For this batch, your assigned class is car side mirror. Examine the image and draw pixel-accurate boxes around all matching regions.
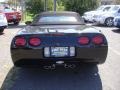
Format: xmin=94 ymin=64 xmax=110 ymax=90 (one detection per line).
xmin=25 ymin=21 xmax=32 ymax=25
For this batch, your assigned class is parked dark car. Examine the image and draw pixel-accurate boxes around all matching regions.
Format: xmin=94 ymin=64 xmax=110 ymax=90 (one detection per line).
xmin=11 ymin=11 xmax=108 ymax=68
xmin=3 ymin=8 xmax=21 ymax=25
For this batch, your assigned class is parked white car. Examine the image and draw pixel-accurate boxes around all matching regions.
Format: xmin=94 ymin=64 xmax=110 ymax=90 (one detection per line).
xmin=82 ymin=5 xmax=112 ymax=23
xmin=0 ymin=13 xmax=8 ymax=33
xmin=93 ymin=5 xmax=120 ymax=27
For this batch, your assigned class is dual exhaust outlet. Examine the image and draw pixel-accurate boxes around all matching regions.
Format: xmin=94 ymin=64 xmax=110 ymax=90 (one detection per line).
xmin=43 ymin=64 xmax=76 ymax=70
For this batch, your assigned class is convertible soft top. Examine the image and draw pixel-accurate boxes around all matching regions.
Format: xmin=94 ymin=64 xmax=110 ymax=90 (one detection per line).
xmin=39 ymin=11 xmax=80 ymax=16
xmin=32 ymin=11 xmax=84 ymax=25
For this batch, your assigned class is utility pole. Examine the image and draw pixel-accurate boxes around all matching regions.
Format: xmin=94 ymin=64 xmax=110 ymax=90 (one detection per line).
xmin=21 ymin=0 xmax=25 ymax=21
xmin=54 ymin=0 xmax=57 ymax=11
xmin=44 ymin=0 xmax=47 ymax=11
xmin=15 ymin=0 xmax=17 ymax=10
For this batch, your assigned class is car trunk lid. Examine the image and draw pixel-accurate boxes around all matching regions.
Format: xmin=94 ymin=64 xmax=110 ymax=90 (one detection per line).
xmin=17 ymin=25 xmax=100 ymax=35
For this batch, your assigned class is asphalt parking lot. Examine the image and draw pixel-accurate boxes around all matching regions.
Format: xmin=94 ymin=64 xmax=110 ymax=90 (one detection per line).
xmin=0 ymin=24 xmax=120 ymax=90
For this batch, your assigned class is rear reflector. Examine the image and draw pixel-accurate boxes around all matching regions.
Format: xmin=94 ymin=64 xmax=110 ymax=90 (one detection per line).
xmin=15 ymin=37 xmax=26 ymax=46
xmin=78 ymin=37 xmax=89 ymax=45
xmin=92 ymin=35 xmax=103 ymax=45
xmin=70 ymin=47 xmax=75 ymax=56
xmin=44 ymin=47 xmax=50 ymax=57
xmin=29 ymin=37 xmax=41 ymax=46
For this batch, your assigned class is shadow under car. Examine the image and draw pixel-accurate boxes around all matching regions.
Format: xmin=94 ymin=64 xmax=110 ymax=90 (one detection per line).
xmin=1 ymin=64 xmax=102 ymax=90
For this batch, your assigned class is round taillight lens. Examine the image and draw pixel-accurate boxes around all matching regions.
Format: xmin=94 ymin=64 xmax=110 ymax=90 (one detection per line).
xmin=92 ymin=35 xmax=103 ymax=45
xmin=78 ymin=37 xmax=89 ymax=45
xmin=15 ymin=37 xmax=26 ymax=46
xmin=29 ymin=37 xmax=41 ymax=46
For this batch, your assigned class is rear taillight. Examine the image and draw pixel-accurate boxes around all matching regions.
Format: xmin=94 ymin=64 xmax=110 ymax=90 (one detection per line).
xmin=92 ymin=35 xmax=103 ymax=45
xmin=78 ymin=37 xmax=89 ymax=45
xmin=15 ymin=37 xmax=26 ymax=46
xmin=16 ymin=12 xmax=21 ymax=16
xmin=29 ymin=37 xmax=41 ymax=46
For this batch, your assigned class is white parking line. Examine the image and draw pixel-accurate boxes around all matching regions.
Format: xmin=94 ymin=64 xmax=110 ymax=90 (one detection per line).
xmin=109 ymin=47 xmax=120 ymax=56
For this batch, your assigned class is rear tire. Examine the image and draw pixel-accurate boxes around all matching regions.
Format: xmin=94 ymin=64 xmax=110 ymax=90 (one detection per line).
xmin=13 ymin=21 xmax=19 ymax=25
xmin=0 ymin=29 xmax=4 ymax=33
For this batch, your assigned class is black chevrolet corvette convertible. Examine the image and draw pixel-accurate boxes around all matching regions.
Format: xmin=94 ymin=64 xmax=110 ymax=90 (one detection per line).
xmin=11 ymin=11 xmax=108 ymax=68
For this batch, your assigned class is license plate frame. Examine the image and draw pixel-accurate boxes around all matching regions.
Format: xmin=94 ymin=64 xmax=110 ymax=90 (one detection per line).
xmin=50 ymin=47 xmax=69 ymax=57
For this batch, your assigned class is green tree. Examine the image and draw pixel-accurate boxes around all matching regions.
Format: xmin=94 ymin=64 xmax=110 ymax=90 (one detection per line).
xmin=46 ymin=0 xmax=54 ymax=11
xmin=47 ymin=0 xmax=65 ymax=11
xmin=25 ymin=0 xmax=98 ymax=16
xmin=26 ymin=0 xmax=44 ymax=16
xmin=62 ymin=0 xmax=98 ymax=15
xmin=57 ymin=0 xmax=65 ymax=11
xmin=25 ymin=0 xmax=65 ymax=16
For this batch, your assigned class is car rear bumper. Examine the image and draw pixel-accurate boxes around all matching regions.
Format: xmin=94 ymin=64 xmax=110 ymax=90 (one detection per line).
xmin=0 ymin=26 xmax=7 ymax=29
xmin=11 ymin=46 xmax=108 ymax=65
xmin=7 ymin=18 xmax=21 ymax=23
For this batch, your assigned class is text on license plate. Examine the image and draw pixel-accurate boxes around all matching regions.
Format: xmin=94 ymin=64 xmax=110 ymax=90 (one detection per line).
xmin=51 ymin=47 xmax=69 ymax=57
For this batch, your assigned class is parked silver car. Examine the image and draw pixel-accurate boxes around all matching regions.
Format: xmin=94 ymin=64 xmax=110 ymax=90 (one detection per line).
xmin=93 ymin=5 xmax=120 ymax=27
xmin=82 ymin=5 xmax=112 ymax=23
xmin=0 ymin=13 xmax=8 ymax=33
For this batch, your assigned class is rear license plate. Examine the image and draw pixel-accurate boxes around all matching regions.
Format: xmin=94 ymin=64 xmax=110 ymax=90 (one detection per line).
xmin=51 ymin=47 xmax=69 ymax=57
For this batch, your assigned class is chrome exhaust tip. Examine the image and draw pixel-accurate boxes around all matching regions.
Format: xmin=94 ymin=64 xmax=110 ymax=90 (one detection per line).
xmin=43 ymin=64 xmax=56 ymax=70
xmin=43 ymin=66 xmax=51 ymax=70
xmin=64 ymin=64 xmax=69 ymax=69
xmin=50 ymin=64 xmax=56 ymax=70
xmin=64 ymin=64 xmax=76 ymax=69
xmin=70 ymin=64 xmax=76 ymax=69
